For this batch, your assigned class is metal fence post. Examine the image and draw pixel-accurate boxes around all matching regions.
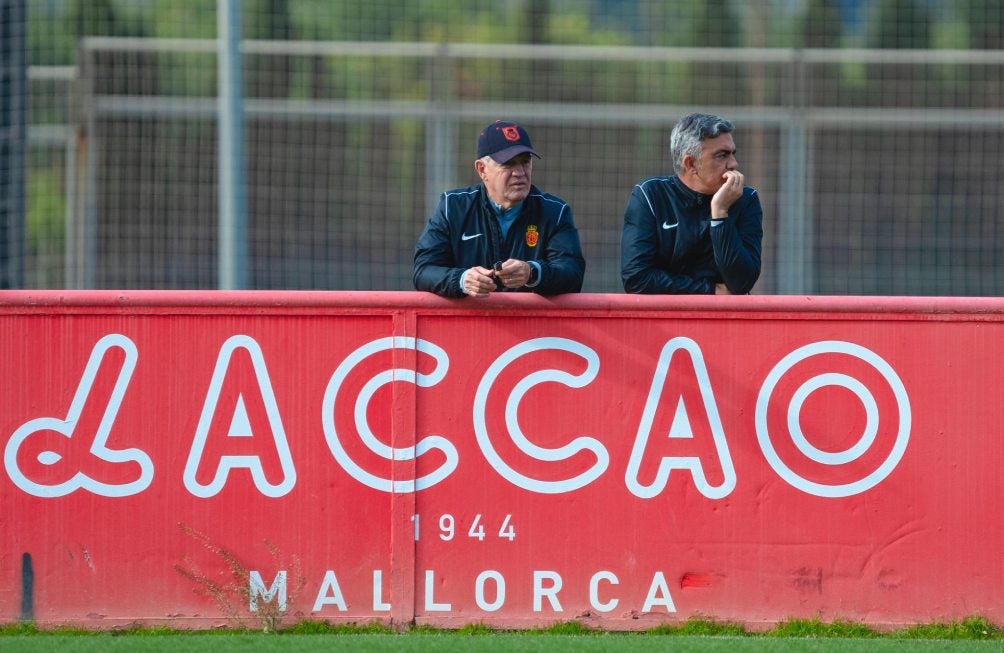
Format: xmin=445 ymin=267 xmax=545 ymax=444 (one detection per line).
xmin=1 ymin=0 xmax=26 ymax=289
xmin=425 ymin=43 xmax=458 ymax=217
xmin=218 ymin=0 xmax=248 ymax=289
xmin=776 ymin=51 xmax=813 ymax=295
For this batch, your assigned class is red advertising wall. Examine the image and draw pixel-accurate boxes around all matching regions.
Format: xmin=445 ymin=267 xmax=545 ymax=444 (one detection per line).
xmin=1 ymin=291 xmax=1002 ymax=630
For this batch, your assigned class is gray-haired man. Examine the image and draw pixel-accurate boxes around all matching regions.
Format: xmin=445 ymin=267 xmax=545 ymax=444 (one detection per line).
xmin=414 ymin=120 xmax=585 ymax=297
xmin=620 ymin=113 xmax=763 ymax=295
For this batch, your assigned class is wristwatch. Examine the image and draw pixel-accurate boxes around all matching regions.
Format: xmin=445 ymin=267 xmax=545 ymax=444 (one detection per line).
xmin=527 ymin=265 xmax=540 ymax=286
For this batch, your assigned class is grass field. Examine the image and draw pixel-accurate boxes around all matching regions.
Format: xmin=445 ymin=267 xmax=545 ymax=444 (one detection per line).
xmin=2 ymin=633 xmax=1004 ymax=653
xmin=2 ymin=619 xmax=1002 ymax=653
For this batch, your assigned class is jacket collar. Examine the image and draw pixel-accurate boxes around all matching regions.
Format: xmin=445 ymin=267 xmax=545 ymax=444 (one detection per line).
xmin=478 ymin=183 xmax=538 ymax=212
xmin=670 ymin=176 xmax=711 ymax=208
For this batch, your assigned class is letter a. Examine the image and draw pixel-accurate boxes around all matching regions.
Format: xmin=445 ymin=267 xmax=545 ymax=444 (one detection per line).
xmin=641 ymin=572 xmax=677 ymax=613
xmin=312 ymin=570 xmax=348 ymax=612
xmin=625 ymin=337 xmax=736 ymax=499
xmin=184 ymin=335 xmax=296 ymax=498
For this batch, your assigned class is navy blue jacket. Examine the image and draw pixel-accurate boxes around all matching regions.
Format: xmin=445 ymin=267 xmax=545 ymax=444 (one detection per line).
xmin=621 ymin=175 xmax=762 ymax=294
xmin=414 ymin=183 xmax=585 ymax=297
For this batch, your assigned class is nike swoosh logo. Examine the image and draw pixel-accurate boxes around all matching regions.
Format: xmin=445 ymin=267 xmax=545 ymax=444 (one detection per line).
xmin=461 ymin=232 xmax=482 ymax=241
xmin=662 ymin=221 xmax=677 ymax=230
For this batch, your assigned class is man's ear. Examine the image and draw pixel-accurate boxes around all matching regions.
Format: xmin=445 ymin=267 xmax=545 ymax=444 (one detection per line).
xmin=474 ymin=159 xmax=487 ymax=178
xmin=681 ymin=153 xmax=697 ymax=174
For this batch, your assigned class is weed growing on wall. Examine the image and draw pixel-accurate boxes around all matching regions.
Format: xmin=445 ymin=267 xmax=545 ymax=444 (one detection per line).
xmin=175 ymin=522 xmax=306 ymax=632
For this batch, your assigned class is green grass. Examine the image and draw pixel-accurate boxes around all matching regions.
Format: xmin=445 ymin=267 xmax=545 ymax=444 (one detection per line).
xmin=1 ymin=617 xmax=1001 ymax=653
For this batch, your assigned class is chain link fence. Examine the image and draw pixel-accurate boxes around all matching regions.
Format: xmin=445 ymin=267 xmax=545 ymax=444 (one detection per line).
xmin=14 ymin=0 xmax=1004 ymax=295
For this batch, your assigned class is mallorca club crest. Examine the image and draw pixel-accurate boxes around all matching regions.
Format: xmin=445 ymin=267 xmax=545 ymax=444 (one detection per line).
xmin=502 ymin=126 xmax=520 ymax=142
xmin=525 ymin=225 xmax=539 ymax=247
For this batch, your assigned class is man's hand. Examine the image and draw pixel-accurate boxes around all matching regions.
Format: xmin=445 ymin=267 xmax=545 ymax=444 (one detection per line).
xmin=715 ymin=283 xmax=733 ymax=295
xmin=710 ymin=170 xmax=744 ymax=219
xmin=463 ymin=266 xmax=498 ymax=297
xmin=495 ymin=259 xmax=531 ymax=289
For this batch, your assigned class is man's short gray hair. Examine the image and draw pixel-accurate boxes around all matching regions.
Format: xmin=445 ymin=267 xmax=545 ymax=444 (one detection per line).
xmin=669 ymin=113 xmax=735 ymax=175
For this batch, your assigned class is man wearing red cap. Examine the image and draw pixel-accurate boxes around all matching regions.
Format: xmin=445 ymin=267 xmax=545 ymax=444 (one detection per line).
xmin=414 ymin=120 xmax=585 ymax=297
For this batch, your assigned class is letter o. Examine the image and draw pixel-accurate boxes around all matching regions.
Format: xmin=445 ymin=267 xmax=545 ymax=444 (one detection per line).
xmin=755 ymin=341 xmax=911 ymax=497
xmin=475 ymin=570 xmax=505 ymax=612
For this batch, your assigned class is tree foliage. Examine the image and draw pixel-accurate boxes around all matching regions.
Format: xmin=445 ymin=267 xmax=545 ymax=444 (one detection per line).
xmin=868 ymin=0 xmax=933 ymax=49
xmin=802 ymin=0 xmax=843 ymax=49
xmin=29 ymin=0 xmax=1004 ymax=64
xmin=961 ymin=0 xmax=1004 ymax=49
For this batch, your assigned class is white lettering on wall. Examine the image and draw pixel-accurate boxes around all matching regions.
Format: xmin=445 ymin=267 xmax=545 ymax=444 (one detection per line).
xmin=533 ymin=570 xmax=563 ymax=612
xmin=473 ymin=337 xmax=608 ymax=494
xmin=312 ymin=570 xmax=347 ymax=612
xmin=625 ymin=337 xmax=736 ymax=499
xmin=322 ymin=337 xmax=457 ymax=493
xmin=589 ymin=571 xmax=619 ymax=612
xmin=373 ymin=570 xmax=390 ymax=611
xmin=475 ymin=570 xmax=506 ymax=612
xmin=250 ymin=570 xmax=287 ymax=612
xmin=4 ymin=334 xmax=154 ymax=498
xmin=306 ymin=568 xmax=675 ymax=615
xmin=184 ymin=335 xmax=296 ymax=498
xmin=641 ymin=571 xmax=677 ymax=612
xmin=7 ymin=333 xmax=911 ymax=501
xmin=755 ymin=340 xmax=911 ymax=498
xmin=424 ymin=569 xmax=452 ymax=611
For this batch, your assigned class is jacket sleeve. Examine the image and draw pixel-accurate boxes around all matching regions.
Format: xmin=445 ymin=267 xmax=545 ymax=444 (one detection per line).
xmin=535 ymin=203 xmax=585 ymax=295
xmin=620 ymin=185 xmax=715 ymax=294
xmin=413 ymin=195 xmax=466 ymax=297
xmin=711 ymin=188 xmax=763 ymax=295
